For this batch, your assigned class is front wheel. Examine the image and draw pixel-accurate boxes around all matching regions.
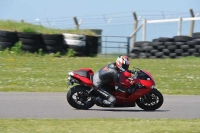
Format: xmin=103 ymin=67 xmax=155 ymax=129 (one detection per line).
xmin=136 ymin=89 xmax=164 ymax=111
xmin=67 ymin=85 xmax=94 ymax=110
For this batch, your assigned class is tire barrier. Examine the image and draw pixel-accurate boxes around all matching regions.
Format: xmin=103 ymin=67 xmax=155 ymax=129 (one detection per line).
xmin=0 ymin=30 xmax=99 ymax=56
xmin=129 ymin=33 xmax=200 ymax=59
xmin=17 ymin=32 xmax=44 ymax=53
xmin=85 ymin=35 xmax=99 ymax=56
xmin=0 ymin=30 xmax=99 ymax=57
xmin=63 ymin=33 xmax=86 ymax=41
xmin=2 ymin=29 xmax=199 ymax=58
xmin=63 ymin=33 xmax=86 ymax=56
xmin=0 ymin=30 xmax=19 ymax=50
xmin=192 ymin=32 xmax=200 ymax=39
xmin=42 ymin=34 xmax=65 ymax=54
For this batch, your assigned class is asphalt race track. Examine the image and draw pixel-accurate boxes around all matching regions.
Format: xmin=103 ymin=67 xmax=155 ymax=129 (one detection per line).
xmin=0 ymin=92 xmax=200 ymax=119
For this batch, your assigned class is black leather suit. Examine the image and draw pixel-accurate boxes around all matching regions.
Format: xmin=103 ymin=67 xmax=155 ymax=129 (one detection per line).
xmin=92 ymin=62 xmax=128 ymax=106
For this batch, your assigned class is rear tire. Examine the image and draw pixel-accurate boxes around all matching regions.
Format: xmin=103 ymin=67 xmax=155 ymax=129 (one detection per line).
xmin=67 ymin=85 xmax=94 ymax=110
xmin=136 ymin=89 xmax=164 ymax=111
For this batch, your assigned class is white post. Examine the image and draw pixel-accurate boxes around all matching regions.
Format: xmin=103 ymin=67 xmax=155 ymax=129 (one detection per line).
xmin=142 ymin=19 xmax=146 ymax=41
xmin=132 ymin=12 xmax=138 ymax=48
xmin=189 ymin=8 xmax=195 ymax=37
xmin=177 ymin=17 xmax=182 ymax=35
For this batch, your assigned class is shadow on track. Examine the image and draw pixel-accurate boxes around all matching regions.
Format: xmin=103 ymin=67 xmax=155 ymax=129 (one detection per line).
xmin=86 ymin=109 xmax=170 ymax=112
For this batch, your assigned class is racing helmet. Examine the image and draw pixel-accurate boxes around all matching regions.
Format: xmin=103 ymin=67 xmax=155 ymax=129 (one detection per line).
xmin=116 ymin=55 xmax=130 ymax=71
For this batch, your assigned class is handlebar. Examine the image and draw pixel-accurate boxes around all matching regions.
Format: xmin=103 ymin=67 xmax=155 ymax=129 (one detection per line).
xmin=127 ymin=67 xmax=141 ymax=74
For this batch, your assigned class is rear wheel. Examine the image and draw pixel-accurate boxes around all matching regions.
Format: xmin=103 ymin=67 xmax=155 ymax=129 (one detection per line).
xmin=136 ymin=89 xmax=164 ymax=111
xmin=67 ymin=85 xmax=94 ymax=110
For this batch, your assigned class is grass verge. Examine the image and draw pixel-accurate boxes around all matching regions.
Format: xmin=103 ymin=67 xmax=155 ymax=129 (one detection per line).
xmin=0 ymin=118 xmax=200 ymax=133
xmin=0 ymin=20 xmax=96 ymax=35
xmin=0 ymin=53 xmax=200 ymax=94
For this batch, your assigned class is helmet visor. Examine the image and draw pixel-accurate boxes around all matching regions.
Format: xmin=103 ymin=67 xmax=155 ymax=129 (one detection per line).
xmin=122 ymin=64 xmax=129 ymax=71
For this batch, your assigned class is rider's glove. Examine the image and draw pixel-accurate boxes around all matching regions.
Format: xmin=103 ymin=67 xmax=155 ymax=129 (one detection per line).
xmin=127 ymin=70 xmax=135 ymax=73
xmin=136 ymin=83 xmax=143 ymax=88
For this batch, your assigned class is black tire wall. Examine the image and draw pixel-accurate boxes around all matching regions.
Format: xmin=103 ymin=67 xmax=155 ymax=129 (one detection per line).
xmin=85 ymin=35 xmax=99 ymax=56
xmin=1 ymin=30 xmax=100 ymax=57
xmin=42 ymin=34 xmax=65 ymax=54
xmin=0 ymin=30 xmax=19 ymax=50
xmin=129 ymin=34 xmax=200 ymax=59
xmin=17 ymin=32 xmax=44 ymax=53
xmin=1 ymin=29 xmax=200 ymax=58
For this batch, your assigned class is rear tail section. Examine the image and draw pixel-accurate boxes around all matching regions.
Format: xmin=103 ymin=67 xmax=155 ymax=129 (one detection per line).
xmin=68 ymin=68 xmax=94 ymax=87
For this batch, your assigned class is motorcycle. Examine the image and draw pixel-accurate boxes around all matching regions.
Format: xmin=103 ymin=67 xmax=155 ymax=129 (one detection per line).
xmin=66 ymin=67 xmax=164 ymax=111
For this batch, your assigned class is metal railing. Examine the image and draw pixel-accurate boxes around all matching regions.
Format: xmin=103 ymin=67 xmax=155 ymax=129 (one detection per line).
xmin=130 ymin=17 xmax=200 ymax=41
xmin=97 ymin=17 xmax=200 ymax=56
xmin=98 ymin=35 xmax=131 ymax=56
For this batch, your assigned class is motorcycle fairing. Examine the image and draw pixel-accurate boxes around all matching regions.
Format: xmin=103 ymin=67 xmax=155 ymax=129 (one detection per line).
xmin=111 ymin=88 xmax=151 ymax=106
xmin=72 ymin=68 xmax=94 ymax=87
xmin=109 ymin=70 xmax=155 ymax=105
xmin=137 ymin=70 xmax=155 ymax=88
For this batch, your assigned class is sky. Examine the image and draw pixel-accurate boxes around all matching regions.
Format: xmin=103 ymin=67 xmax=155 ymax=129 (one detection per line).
xmin=0 ymin=0 xmax=200 ymax=52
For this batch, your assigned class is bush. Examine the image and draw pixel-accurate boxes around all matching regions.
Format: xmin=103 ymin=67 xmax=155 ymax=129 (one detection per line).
xmin=11 ymin=41 xmax=22 ymax=55
xmin=53 ymin=52 xmax=61 ymax=57
xmin=66 ymin=48 xmax=76 ymax=57
xmin=22 ymin=27 xmax=38 ymax=33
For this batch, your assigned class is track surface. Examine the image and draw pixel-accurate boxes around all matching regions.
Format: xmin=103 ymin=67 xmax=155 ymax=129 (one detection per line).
xmin=0 ymin=92 xmax=200 ymax=119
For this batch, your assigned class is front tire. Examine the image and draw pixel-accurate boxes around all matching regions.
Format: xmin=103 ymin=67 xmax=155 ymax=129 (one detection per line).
xmin=136 ymin=89 xmax=164 ymax=111
xmin=67 ymin=85 xmax=94 ymax=110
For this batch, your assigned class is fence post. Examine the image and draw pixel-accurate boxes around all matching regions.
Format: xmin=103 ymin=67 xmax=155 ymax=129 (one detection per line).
xmin=73 ymin=16 xmax=79 ymax=30
xmin=189 ymin=8 xmax=195 ymax=37
xmin=105 ymin=36 xmax=107 ymax=55
xmin=132 ymin=12 xmax=138 ymax=48
xmin=127 ymin=37 xmax=130 ymax=56
xmin=177 ymin=17 xmax=182 ymax=35
xmin=142 ymin=19 xmax=146 ymax=41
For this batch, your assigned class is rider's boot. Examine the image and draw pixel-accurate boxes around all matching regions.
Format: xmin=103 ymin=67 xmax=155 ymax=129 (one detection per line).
xmin=91 ymin=96 xmax=103 ymax=106
xmin=96 ymin=88 xmax=116 ymax=107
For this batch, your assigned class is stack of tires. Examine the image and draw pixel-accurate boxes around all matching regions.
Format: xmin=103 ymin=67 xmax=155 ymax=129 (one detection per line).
xmin=0 ymin=30 xmax=19 ymax=50
xmin=42 ymin=34 xmax=65 ymax=54
xmin=63 ymin=33 xmax=86 ymax=56
xmin=192 ymin=32 xmax=200 ymax=39
xmin=129 ymin=33 xmax=200 ymax=59
xmin=191 ymin=32 xmax=200 ymax=56
xmin=129 ymin=41 xmax=150 ymax=58
xmin=85 ymin=35 xmax=99 ymax=56
xmin=173 ymin=36 xmax=194 ymax=57
xmin=151 ymin=37 xmax=174 ymax=58
xmin=17 ymin=32 xmax=44 ymax=53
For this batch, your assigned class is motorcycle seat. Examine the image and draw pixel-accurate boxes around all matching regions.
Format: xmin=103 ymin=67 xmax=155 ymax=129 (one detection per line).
xmin=74 ymin=70 xmax=89 ymax=78
xmin=73 ymin=68 xmax=94 ymax=81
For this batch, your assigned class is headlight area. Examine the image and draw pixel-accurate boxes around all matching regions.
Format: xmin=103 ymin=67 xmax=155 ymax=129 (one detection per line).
xmin=150 ymin=85 xmax=155 ymax=89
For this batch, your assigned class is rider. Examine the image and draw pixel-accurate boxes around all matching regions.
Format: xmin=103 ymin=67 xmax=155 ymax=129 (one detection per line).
xmin=92 ymin=55 xmax=136 ymax=107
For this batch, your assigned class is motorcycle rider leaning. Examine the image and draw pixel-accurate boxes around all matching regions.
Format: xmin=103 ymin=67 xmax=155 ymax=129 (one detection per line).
xmin=92 ymin=55 xmax=136 ymax=107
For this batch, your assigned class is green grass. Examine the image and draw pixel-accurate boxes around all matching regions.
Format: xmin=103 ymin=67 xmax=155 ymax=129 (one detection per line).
xmin=0 ymin=53 xmax=200 ymax=95
xmin=0 ymin=20 xmax=96 ymax=35
xmin=0 ymin=118 xmax=200 ymax=133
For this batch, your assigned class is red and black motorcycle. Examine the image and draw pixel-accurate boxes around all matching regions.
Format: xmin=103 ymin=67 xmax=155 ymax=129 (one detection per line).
xmin=66 ymin=67 xmax=164 ymax=111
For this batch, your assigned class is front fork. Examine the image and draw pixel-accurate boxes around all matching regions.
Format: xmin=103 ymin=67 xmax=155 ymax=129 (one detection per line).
xmin=143 ymin=88 xmax=156 ymax=102
xmin=87 ymin=88 xmax=95 ymax=94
